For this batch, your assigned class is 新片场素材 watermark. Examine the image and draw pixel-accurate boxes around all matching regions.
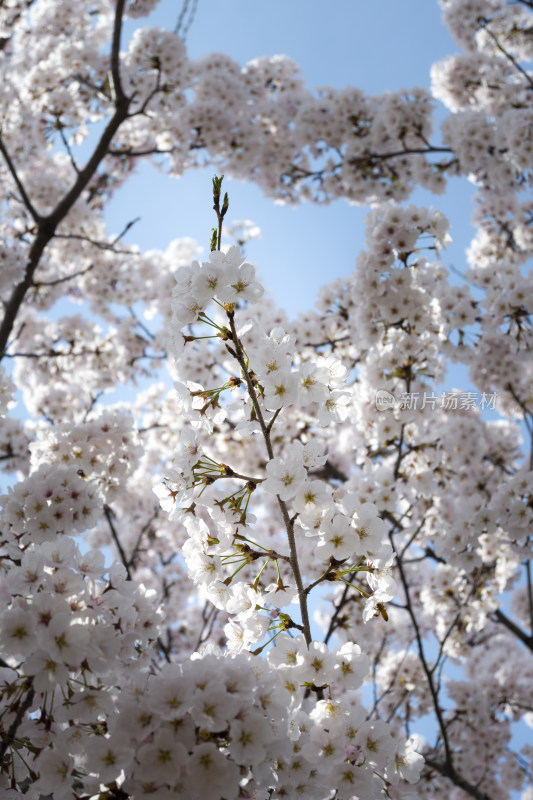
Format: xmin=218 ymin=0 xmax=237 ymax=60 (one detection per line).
xmin=375 ymin=390 xmax=498 ymax=412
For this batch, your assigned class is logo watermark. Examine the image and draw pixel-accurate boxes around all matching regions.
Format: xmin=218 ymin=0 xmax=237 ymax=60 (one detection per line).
xmin=375 ymin=389 xmax=396 ymax=411
xmin=375 ymin=390 xmax=498 ymax=412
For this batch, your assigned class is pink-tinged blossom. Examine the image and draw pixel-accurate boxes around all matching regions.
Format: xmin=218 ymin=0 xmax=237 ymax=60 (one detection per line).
xmin=84 ymin=731 xmax=134 ymax=784
xmin=172 ymin=263 xmax=196 ymax=297
xmin=296 ymin=361 xmax=329 ymax=405
xmin=184 ymin=742 xmax=241 ymax=800
xmin=263 ymin=453 xmax=307 ymax=500
xmin=135 ymin=728 xmax=188 ymax=783
xmin=192 ymin=261 xmax=225 ymax=305
xmin=148 ymin=663 xmax=191 ymax=721
xmin=37 ymin=614 xmax=90 ymax=667
xmin=301 ymin=725 xmax=346 ymax=773
xmin=352 ymin=502 xmax=390 ymax=556
xmin=386 ymin=736 xmax=425 ymax=785
xmin=34 ymin=750 xmax=75 ymax=797
xmin=316 ymin=513 xmax=358 ymax=561
xmin=292 ymin=479 xmax=332 ymax=514
xmin=171 ymin=294 xmax=205 ymax=326
xmin=219 ymin=261 xmax=264 ymax=304
xmin=334 ymin=642 xmax=370 ymax=690
xmin=355 ymin=719 xmax=396 ymax=768
xmin=0 ymin=602 xmax=36 ymax=659
xmin=267 ymin=632 xmax=307 ymax=669
xmin=300 ymin=440 xmax=328 ymax=469
xmin=263 ymin=368 xmax=299 ymax=410
xmin=298 ymin=641 xmax=336 ymax=685
xmin=335 ymin=763 xmax=384 ymax=800
xmin=226 ymin=582 xmax=263 ymax=618
xmin=229 ymin=710 xmax=274 ymax=765
xmin=316 ymin=390 xmax=351 ymax=425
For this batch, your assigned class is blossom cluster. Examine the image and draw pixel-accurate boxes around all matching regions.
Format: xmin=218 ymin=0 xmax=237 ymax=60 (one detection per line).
xmin=157 ymin=244 xmax=400 ymax=642
xmin=0 ymin=640 xmax=422 ymax=800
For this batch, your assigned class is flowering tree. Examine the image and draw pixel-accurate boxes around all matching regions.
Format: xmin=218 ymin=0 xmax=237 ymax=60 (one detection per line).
xmin=0 ymin=0 xmax=532 ymax=798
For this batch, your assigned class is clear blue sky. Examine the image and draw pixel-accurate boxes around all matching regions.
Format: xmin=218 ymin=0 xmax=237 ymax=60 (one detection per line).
xmin=106 ymin=0 xmax=476 ymax=319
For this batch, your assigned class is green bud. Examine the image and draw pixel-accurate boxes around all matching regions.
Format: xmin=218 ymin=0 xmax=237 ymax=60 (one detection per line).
xmin=221 ymin=191 xmax=229 ymax=217
xmin=212 ymin=174 xmax=224 ymax=207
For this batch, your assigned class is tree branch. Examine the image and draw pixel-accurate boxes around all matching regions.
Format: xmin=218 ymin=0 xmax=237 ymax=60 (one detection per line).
xmin=391 ymin=533 xmax=453 ymax=763
xmin=0 ymin=135 xmax=42 ymax=223
xmin=104 ymin=504 xmax=133 ymax=581
xmin=480 ymin=20 xmax=533 ymax=90
xmin=31 ymin=263 xmax=95 ymax=288
xmin=54 ymin=216 xmax=140 ymax=252
xmin=424 ymin=757 xmax=492 ymax=800
xmin=110 ymin=0 xmax=127 ymax=104
xmin=492 ymin=608 xmax=533 ymax=652
xmin=0 ymin=679 xmax=35 ymax=767
xmin=393 ymin=532 xmax=499 ymax=800
xmin=0 ymin=0 xmax=131 ymax=361
xmin=323 ymin=573 xmax=357 ymax=645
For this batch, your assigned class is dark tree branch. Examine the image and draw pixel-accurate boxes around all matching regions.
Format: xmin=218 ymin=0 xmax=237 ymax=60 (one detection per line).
xmin=110 ymin=0 xmax=127 ymax=104
xmin=194 ymin=601 xmax=219 ymax=652
xmin=53 ymin=215 xmax=140 ymax=253
xmin=323 ymin=577 xmax=357 ymax=645
xmin=32 ymin=263 xmax=95 ymax=288
xmin=108 ymin=146 xmax=174 ymax=157
xmin=0 ymin=0 xmax=131 ymax=361
xmin=6 ymin=347 xmax=107 ymax=360
xmin=104 ymin=504 xmax=133 ymax=581
xmin=56 ymin=118 xmax=81 ymax=174
xmin=0 ymin=679 xmax=35 ymax=767
xmin=480 ymin=20 xmax=533 ymax=90
xmin=393 ymin=533 xmax=499 ymax=800
xmin=349 ymin=145 xmax=454 ymax=165
xmin=0 ymin=135 xmax=42 ymax=223
xmin=391 ymin=534 xmax=453 ymax=763
xmin=527 ymin=554 xmax=533 ymax=636
xmin=128 ymin=508 xmax=159 ymax=571
xmin=492 ymin=608 xmax=533 ymax=652
xmin=175 ymin=0 xmax=199 ymax=40
xmin=424 ymin=757 xmax=492 ymax=800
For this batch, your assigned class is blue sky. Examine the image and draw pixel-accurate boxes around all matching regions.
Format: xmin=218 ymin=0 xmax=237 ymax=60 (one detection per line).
xmin=105 ymin=0 xmax=478 ymax=320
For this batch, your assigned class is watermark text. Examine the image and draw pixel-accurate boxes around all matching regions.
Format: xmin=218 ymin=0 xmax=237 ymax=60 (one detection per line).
xmin=375 ymin=389 xmax=498 ymax=412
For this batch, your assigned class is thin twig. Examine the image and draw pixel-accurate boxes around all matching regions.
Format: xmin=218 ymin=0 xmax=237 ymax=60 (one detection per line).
xmin=32 ymin=263 xmax=95 ymax=288
xmin=56 ymin=119 xmax=81 ymax=174
xmin=323 ymin=576 xmax=356 ymax=645
xmin=104 ymin=504 xmax=133 ymax=580
xmin=194 ymin=601 xmax=219 ymax=652
xmin=480 ymin=20 xmax=533 ymax=90
xmin=492 ymin=608 xmax=533 ymax=652
xmin=391 ymin=532 xmax=453 ymax=766
xmin=424 ymin=757 xmax=492 ymax=800
xmin=128 ymin=508 xmax=159 ymax=571
xmin=0 ymin=679 xmax=35 ymax=767
xmin=0 ymin=135 xmax=42 ymax=223
xmin=175 ymin=0 xmax=199 ymax=40
xmin=54 ymin=216 xmax=141 ymax=252
xmin=526 ymin=554 xmax=533 ymax=637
